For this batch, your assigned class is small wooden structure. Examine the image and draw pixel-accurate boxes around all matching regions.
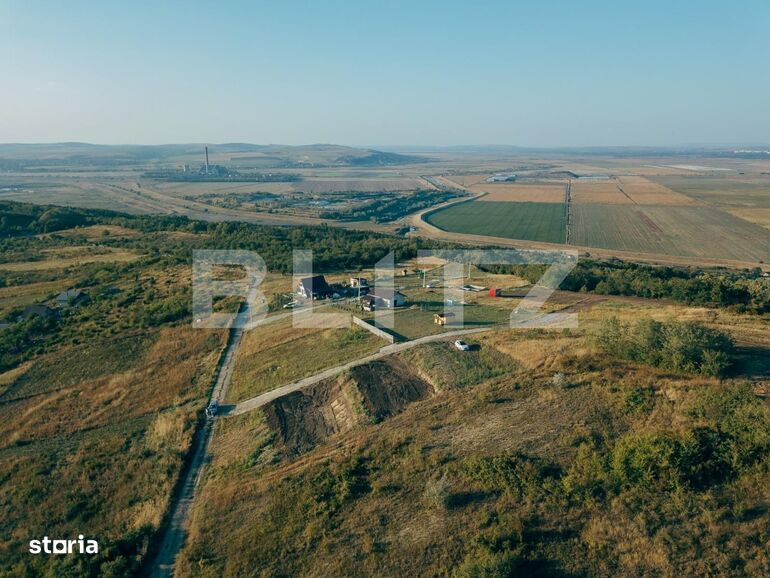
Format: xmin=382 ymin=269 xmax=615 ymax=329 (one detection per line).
xmin=433 ymin=312 xmax=456 ymax=326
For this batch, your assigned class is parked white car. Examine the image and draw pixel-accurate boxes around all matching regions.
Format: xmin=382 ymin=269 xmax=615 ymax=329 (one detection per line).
xmin=454 ymin=339 xmax=470 ymax=351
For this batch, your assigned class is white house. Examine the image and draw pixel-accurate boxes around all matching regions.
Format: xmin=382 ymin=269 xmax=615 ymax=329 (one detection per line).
xmin=369 ymin=288 xmax=406 ymax=308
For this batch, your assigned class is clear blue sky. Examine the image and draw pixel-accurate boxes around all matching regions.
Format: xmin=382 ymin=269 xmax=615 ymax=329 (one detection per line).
xmin=1 ymin=0 xmax=768 ymax=147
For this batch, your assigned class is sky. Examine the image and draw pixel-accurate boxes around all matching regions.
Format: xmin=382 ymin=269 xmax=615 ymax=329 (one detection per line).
xmin=1 ymin=0 xmax=769 ymax=147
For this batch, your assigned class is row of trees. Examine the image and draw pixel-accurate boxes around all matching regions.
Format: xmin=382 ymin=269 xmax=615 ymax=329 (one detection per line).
xmin=0 ymin=202 xmax=88 ymax=235
xmin=101 ymin=218 xmax=439 ymax=273
xmin=319 ymin=190 xmax=461 ymax=222
xmin=483 ymin=259 xmax=770 ymax=314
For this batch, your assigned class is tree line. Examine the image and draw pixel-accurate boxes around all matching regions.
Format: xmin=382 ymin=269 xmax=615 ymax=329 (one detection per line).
xmin=482 ymin=259 xmax=770 ymax=314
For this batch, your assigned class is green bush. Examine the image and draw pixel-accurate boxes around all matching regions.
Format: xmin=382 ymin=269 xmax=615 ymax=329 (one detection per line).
xmin=461 ymin=453 xmax=557 ymax=500
xmin=455 ymin=551 xmax=524 ymax=578
xmin=595 ymin=317 xmax=734 ymax=376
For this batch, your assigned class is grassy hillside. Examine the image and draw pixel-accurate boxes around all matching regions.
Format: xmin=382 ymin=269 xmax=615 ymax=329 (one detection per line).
xmin=178 ymin=305 xmax=770 ymax=577
xmin=0 ymin=201 xmax=767 ymax=576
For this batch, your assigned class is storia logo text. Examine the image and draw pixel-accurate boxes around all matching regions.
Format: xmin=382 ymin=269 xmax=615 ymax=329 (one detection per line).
xmin=29 ymin=535 xmax=99 ymax=555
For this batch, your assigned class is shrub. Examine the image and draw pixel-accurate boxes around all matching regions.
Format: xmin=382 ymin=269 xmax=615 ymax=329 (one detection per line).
xmin=455 ymin=551 xmax=524 ymax=578
xmin=594 ymin=318 xmax=734 ymax=376
xmin=461 ymin=453 xmax=557 ymax=500
xmin=611 ymin=432 xmax=683 ymax=490
xmin=423 ymin=473 xmax=451 ymax=510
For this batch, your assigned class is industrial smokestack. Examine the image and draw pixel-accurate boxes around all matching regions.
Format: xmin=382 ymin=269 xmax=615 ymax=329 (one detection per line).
xmin=204 ymin=146 xmax=210 ymax=174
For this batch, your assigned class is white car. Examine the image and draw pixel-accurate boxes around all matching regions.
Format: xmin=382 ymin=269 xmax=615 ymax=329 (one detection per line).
xmin=454 ymin=339 xmax=470 ymax=351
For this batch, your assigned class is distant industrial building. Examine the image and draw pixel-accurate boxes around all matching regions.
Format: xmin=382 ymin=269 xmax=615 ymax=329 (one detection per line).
xmin=485 ymin=173 xmax=517 ymax=183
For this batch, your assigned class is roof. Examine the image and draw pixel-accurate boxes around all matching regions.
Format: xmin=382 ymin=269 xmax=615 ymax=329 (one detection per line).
xmin=369 ymin=288 xmax=405 ymax=300
xmin=298 ymin=275 xmax=330 ymax=294
xmin=23 ymin=304 xmax=56 ymax=318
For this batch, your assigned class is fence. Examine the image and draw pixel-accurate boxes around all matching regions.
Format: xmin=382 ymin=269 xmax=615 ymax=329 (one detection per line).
xmin=351 ymin=315 xmax=395 ymax=343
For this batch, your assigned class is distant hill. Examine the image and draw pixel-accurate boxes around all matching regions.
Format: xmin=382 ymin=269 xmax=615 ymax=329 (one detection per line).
xmin=0 ymin=143 xmax=429 ymax=169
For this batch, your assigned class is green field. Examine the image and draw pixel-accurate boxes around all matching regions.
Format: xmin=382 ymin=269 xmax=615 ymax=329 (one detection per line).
xmin=426 ymin=200 xmax=567 ymax=243
xmin=426 ymin=199 xmax=770 ymax=263
xmin=572 ymin=204 xmax=770 ymax=262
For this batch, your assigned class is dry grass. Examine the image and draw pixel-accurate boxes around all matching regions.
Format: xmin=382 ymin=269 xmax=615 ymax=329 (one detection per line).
xmin=0 ymin=327 xmax=225 ymax=445
xmin=176 ymin=291 xmax=770 ymax=577
xmin=482 ymin=333 xmax=579 ymax=371
xmin=226 ymin=318 xmax=385 ymax=402
xmin=728 ymin=207 xmax=770 ymax=229
xmin=46 ymin=224 xmax=141 ymax=239
xmin=0 ymin=318 xmax=226 ymax=575
xmin=145 ymin=406 xmax=196 ymax=454
xmin=0 ymin=247 xmax=140 ymax=271
xmin=473 ymin=183 xmax=567 ymax=203
xmin=616 ymin=176 xmax=697 ymax=205
xmin=0 ymin=279 xmax=74 ymax=311
xmin=209 ymin=410 xmax=276 ymax=470
xmin=571 ymin=179 xmax=632 ymax=204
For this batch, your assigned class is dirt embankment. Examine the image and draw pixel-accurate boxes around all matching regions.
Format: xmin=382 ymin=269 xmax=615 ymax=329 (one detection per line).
xmin=264 ymin=357 xmax=432 ymax=456
xmin=349 ymin=359 xmax=433 ymax=420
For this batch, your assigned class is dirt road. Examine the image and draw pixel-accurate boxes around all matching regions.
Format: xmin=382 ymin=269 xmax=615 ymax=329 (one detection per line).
xmin=225 ymin=325 xmax=497 ymax=416
xmin=227 ymin=296 xmax=590 ymax=418
xmin=143 ymin=313 xmax=248 ymax=577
